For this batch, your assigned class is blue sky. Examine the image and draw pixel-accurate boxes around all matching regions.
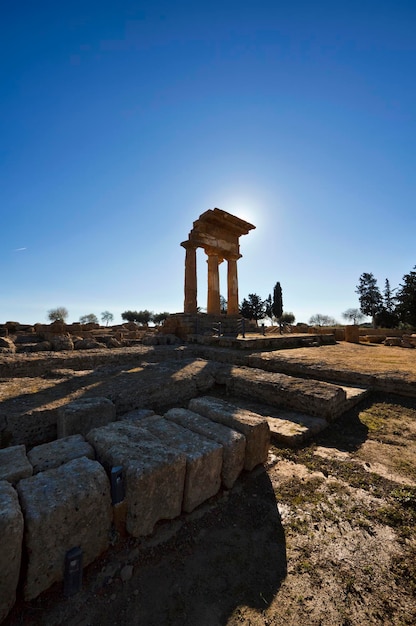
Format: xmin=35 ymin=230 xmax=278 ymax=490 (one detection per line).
xmin=1 ymin=0 xmax=415 ymax=325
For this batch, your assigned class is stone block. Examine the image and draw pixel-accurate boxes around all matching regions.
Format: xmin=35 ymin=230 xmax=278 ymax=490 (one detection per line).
xmin=189 ymin=396 xmax=270 ymax=471
xmin=140 ymin=417 xmax=223 ymax=512
xmin=57 ymin=397 xmax=116 ymax=438
xmin=215 ymin=365 xmax=347 ymax=421
xmin=121 ymin=408 xmax=156 ymax=425
xmin=27 ymin=434 xmax=95 ymax=474
xmin=165 ymin=407 xmax=245 ymax=489
xmin=87 ymin=421 xmax=186 ymax=537
xmin=17 ymin=456 xmax=112 ymax=600
xmin=0 ymin=481 xmax=24 ymax=623
xmin=0 ymin=444 xmax=33 ymax=484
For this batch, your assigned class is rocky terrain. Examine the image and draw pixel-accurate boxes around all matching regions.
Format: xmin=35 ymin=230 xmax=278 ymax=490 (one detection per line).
xmin=2 ymin=340 xmax=416 ymax=625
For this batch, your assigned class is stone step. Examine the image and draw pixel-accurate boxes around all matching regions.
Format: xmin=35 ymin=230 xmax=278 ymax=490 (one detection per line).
xmin=219 ymin=397 xmax=328 ymax=447
xmin=214 ymin=365 xmax=368 ymax=422
xmin=339 ymin=384 xmax=370 ymax=409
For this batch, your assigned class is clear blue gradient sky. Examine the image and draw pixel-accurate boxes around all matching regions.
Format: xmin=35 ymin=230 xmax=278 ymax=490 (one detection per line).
xmin=1 ymin=0 xmax=415 ymax=325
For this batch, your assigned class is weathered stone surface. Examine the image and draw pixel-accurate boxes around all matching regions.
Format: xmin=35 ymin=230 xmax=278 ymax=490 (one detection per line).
xmin=121 ymin=408 xmax=156 ymax=424
xmin=7 ymin=406 xmax=59 ymax=447
xmin=50 ymin=334 xmax=74 ymax=351
xmin=87 ymin=421 xmax=186 ymax=537
xmin=98 ymin=336 xmax=122 ymax=348
xmin=140 ymin=417 xmax=223 ymax=512
xmin=384 ymin=337 xmax=402 ymax=347
xmin=165 ymin=407 xmax=245 ymax=489
xmin=112 ymin=358 xmax=217 ymax=415
xmin=0 ymin=481 xmax=24 ymax=623
xmin=28 ymin=434 xmax=95 ymax=474
xmin=226 ymin=399 xmax=329 ymax=447
xmin=17 ymin=456 xmax=111 ymax=601
xmin=0 ymin=336 xmax=16 ymax=353
xmin=189 ymin=396 xmax=270 ymax=471
xmin=57 ymin=396 xmax=116 ymax=438
xmin=0 ymin=444 xmax=33 ymax=484
xmin=74 ymin=338 xmax=106 ymax=350
xmin=344 ymin=325 xmax=360 ymax=343
xmin=215 ymin=365 xmax=347 ymax=421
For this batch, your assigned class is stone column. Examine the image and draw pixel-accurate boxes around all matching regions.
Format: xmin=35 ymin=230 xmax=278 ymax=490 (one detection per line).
xmin=183 ymin=243 xmax=197 ymax=314
xmin=206 ymin=250 xmax=221 ymax=315
xmin=227 ymin=256 xmax=240 ymax=315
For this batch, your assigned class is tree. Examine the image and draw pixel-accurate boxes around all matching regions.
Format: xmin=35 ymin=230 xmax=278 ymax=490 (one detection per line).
xmin=356 ymin=272 xmax=383 ymax=328
xmin=264 ymin=294 xmax=273 ymax=323
xmin=48 ymin=307 xmax=68 ymax=323
xmin=342 ymin=308 xmax=365 ymax=325
xmin=153 ymin=312 xmax=170 ymax=326
xmin=101 ymin=311 xmax=114 ymax=326
xmin=219 ymin=295 xmax=227 ymax=314
xmin=395 ymin=266 xmax=416 ymax=328
xmin=383 ymin=279 xmax=396 ymax=313
xmin=280 ymin=312 xmax=295 ymax=325
xmin=121 ymin=310 xmax=139 ymax=323
xmin=375 ymin=278 xmax=399 ymax=328
xmin=272 ymin=282 xmax=283 ymax=321
xmin=239 ymin=294 xmax=266 ymax=326
xmin=79 ymin=313 xmax=99 ymax=325
xmin=121 ymin=310 xmax=154 ymax=325
xmin=309 ymin=314 xmax=338 ymax=326
xmin=136 ymin=310 xmax=153 ymax=326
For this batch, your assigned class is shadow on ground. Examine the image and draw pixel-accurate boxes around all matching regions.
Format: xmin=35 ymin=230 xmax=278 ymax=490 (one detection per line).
xmin=97 ymin=469 xmax=286 ymax=626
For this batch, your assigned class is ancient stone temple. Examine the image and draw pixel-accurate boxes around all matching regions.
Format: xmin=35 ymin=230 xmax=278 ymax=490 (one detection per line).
xmin=181 ymin=208 xmax=255 ymax=315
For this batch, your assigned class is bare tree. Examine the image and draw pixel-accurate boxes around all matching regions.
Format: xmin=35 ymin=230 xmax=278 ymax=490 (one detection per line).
xmin=309 ymin=313 xmax=338 ymax=327
xmin=47 ymin=307 xmax=68 ymax=322
xmin=342 ymin=308 xmax=365 ymax=325
xmin=79 ymin=313 xmax=99 ymax=325
xmin=101 ymin=311 xmax=114 ymax=326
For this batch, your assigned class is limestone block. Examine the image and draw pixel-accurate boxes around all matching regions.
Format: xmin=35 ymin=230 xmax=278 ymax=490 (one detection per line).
xmin=57 ymin=397 xmax=116 ymax=438
xmin=87 ymin=421 xmax=186 ymax=537
xmin=165 ymin=407 xmax=245 ymax=489
xmin=0 ymin=336 xmax=15 ymax=353
xmin=189 ymin=396 xmax=270 ymax=471
xmin=0 ymin=481 xmax=24 ymax=623
xmin=0 ymin=444 xmax=33 ymax=484
xmin=50 ymin=334 xmax=74 ymax=351
xmin=17 ymin=456 xmax=111 ymax=601
xmin=121 ymin=408 xmax=156 ymax=425
xmin=140 ymin=417 xmax=223 ymax=512
xmin=344 ymin=325 xmax=360 ymax=343
xmin=384 ymin=337 xmax=402 ymax=347
xmin=28 ymin=434 xmax=95 ymax=474
xmin=215 ymin=365 xmax=347 ymax=421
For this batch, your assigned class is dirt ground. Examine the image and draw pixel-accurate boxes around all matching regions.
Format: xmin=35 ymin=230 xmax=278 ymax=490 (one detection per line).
xmin=3 ymin=342 xmax=416 ymax=625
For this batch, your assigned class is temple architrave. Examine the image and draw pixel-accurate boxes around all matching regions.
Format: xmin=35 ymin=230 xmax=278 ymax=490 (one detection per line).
xmin=181 ymin=208 xmax=255 ymax=315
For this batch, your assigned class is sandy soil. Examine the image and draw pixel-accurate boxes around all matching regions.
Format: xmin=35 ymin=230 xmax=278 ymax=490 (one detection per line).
xmin=3 ymin=342 xmax=416 ymax=625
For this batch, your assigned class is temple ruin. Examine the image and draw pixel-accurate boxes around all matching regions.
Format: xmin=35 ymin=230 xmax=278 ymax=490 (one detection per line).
xmin=181 ymin=208 xmax=255 ymax=316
